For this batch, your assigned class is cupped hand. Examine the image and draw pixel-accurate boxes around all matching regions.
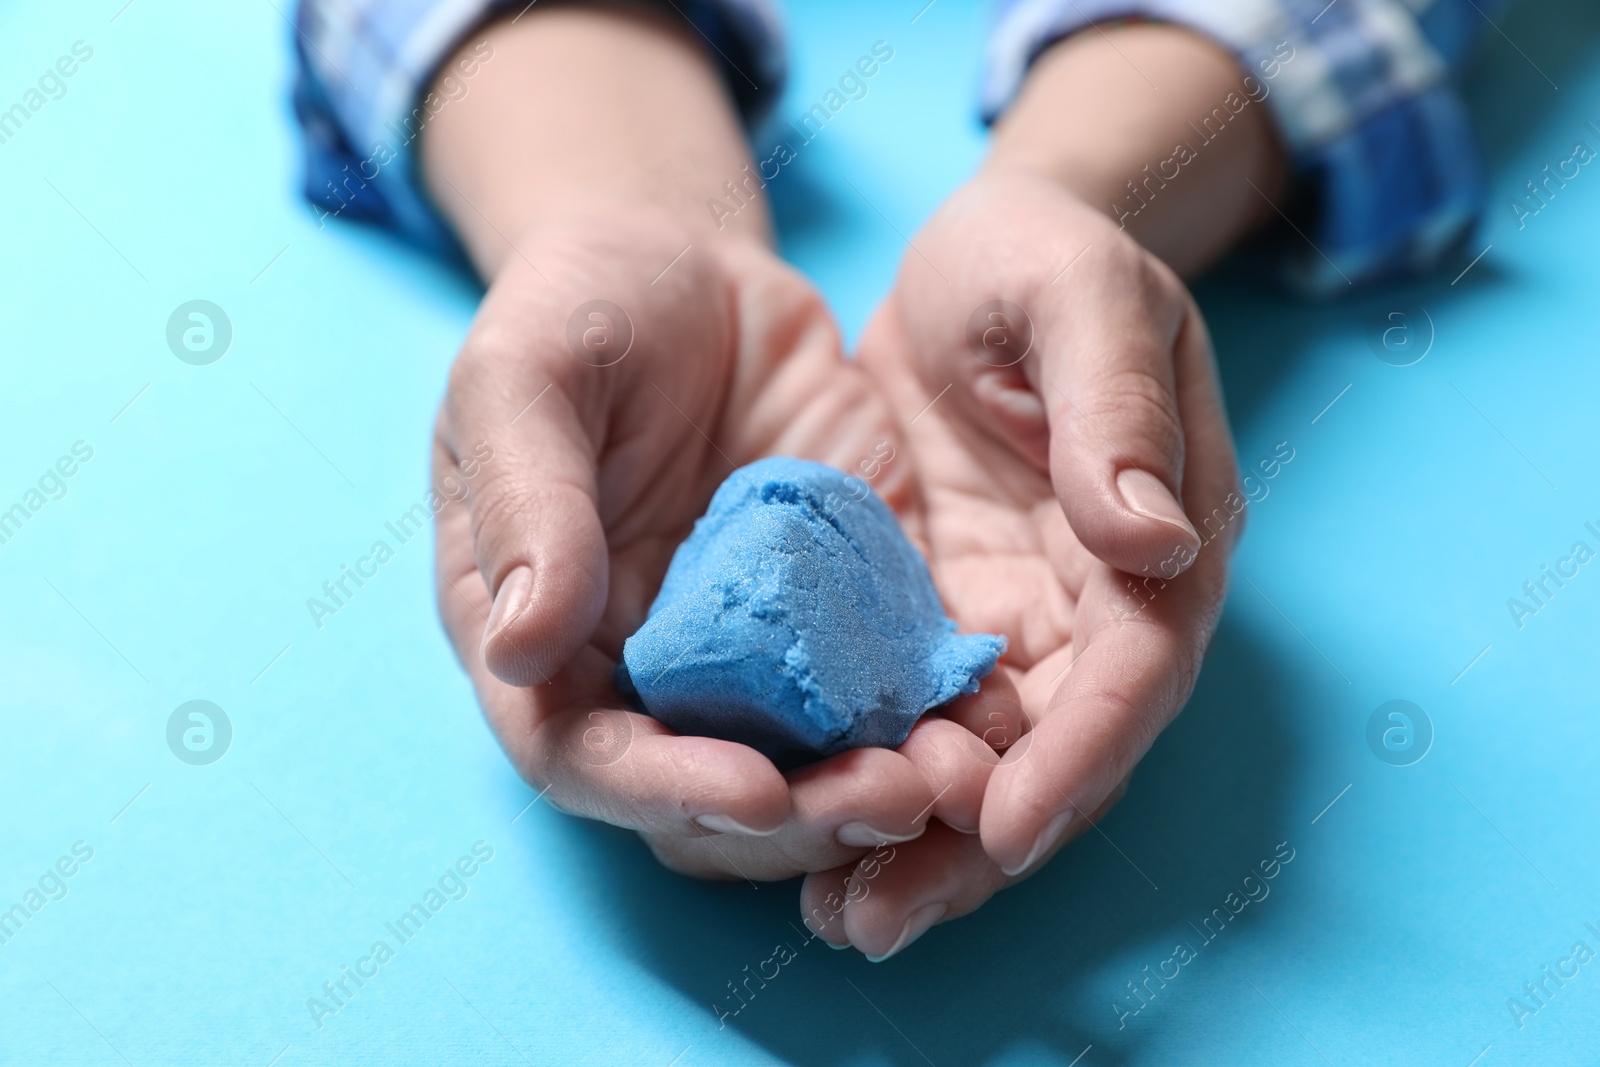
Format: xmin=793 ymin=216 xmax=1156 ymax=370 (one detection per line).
xmin=431 ymin=207 xmax=1006 ymax=886
xmin=805 ymin=170 xmax=1242 ymax=958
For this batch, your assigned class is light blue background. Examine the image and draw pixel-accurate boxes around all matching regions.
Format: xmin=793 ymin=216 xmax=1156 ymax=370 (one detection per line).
xmin=2 ymin=1 xmax=1599 ymax=1064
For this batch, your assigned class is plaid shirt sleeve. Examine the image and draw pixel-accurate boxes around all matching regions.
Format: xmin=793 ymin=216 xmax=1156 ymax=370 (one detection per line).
xmin=981 ymin=0 xmax=1511 ymax=292
xmin=290 ymin=0 xmax=786 ymax=254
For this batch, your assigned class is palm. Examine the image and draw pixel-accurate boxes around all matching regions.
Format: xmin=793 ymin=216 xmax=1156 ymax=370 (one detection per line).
xmin=858 ymin=303 xmax=1090 ymax=742
xmin=586 ymin=245 xmax=915 ymax=659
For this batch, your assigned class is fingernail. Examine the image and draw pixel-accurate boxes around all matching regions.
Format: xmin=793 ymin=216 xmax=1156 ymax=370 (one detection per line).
xmin=1115 ymin=469 xmax=1200 ymax=547
xmin=1001 ymin=810 xmax=1074 ymax=877
xmin=805 ymin=917 xmax=849 ymax=946
xmin=836 ymin=821 xmax=925 ymax=847
xmin=482 ymin=565 xmax=533 ymax=653
xmin=695 ymin=814 xmax=781 ymax=837
xmin=867 ymin=902 xmax=947 ymax=963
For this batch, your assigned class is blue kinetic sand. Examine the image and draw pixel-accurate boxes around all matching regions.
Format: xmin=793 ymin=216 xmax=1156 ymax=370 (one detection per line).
xmin=617 ymin=457 xmax=1005 ymax=765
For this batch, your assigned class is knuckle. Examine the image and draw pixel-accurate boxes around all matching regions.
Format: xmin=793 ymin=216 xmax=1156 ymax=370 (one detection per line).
xmin=1106 ymin=687 xmax=1172 ymax=768
xmin=644 ymin=834 xmax=724 ymax=879
xmin=1137 ymin=252 xmax=1185 ymax=308
xmin=466 ymin=474 xmax=521 ymax=530
xmin=1100 ymin=237 xmax=1180 ymax=301
xmin=444 ymin=345 xmax=487 ymax=400
xmin=444 ymin=336 xmax=539 ymax=423
xmin=466 ymin=474 xmax=543 ymax=551
xmin=1110 ymin=241 xmax=1186 ymax=314
xmin=1080 ymin=367 xmax=1185 ymax=464
xmin=1101 ymin=237 xmax=1148 ymax=278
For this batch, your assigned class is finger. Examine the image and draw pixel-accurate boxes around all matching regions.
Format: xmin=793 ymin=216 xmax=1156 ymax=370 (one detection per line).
xmin=438 ymin=273 xmax=612 ymax=686
xmin=841 ymin=775 xmax=1134 ymax=960
xmin=934 ymin=666 xmax=1029 ymax=752
xmin=783 ymin=746 xmax=937 ymax=855
xmin=1032 ymin=245 xmax=1203 ymax=577
xmin=895 ymin=717 xmax=996 ymax=834
xmin=484 ymin=663 xmax=794 ymax=837
xmin=981 ymin=309 xmax=1238 ymax=875
xmin=525 ymin=695 xmax=792 ymax=837
xmin=648 ymin=746 xmax=939 ymax=881
xmin=842 ymin=823 xmax=1008 ymax=961
xmin=799 ymin=862 xmax=860 ymax=948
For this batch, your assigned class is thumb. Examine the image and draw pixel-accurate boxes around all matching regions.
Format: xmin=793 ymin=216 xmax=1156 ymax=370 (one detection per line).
xmin=475 ymin=420 xmax=609 ymax=687
xmin=1030 ymin=264 xmax=1203 ymax=578
xmin=441 ymin=309 xmax=611 ymax=688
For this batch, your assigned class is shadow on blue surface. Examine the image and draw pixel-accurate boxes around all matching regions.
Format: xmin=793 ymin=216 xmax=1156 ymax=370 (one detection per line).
xmin=536 ymin=621 xmax=1291 ymax=1065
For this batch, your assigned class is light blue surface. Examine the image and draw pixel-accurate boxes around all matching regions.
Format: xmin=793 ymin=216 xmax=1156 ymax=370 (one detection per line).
xmin=619 ymin=457 xmax=1004 ymax=765
xmin=2 ymin=2 xmax=1598 ymax=1065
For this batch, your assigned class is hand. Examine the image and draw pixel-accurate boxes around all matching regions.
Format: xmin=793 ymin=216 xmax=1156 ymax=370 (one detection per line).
xmin=431 ymin=207 xmax=1004 ymax=886
xmin=802 ymin=169 xmax=1242 ymax=958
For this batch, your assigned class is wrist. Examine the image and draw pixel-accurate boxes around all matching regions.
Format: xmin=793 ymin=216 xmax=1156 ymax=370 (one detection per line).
xmin=982 ymin=22 xmax=1288 ymax=275
xmin=422 ymin=3 xmax=770 ymax=278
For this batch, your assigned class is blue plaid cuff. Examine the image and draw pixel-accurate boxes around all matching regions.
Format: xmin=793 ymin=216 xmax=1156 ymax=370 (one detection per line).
xmin=982 ymin=0 xmax=1505 ymax=292
xmin=291 ymin=0 xmax=786 ymax=254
